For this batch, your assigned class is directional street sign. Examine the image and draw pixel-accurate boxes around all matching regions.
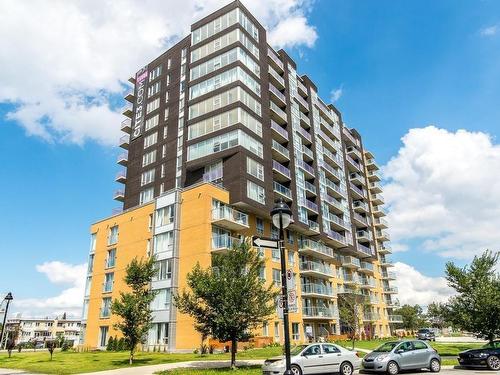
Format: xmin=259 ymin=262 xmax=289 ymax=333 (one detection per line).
xmin=252 ymin=236 xmax=280 ymax=249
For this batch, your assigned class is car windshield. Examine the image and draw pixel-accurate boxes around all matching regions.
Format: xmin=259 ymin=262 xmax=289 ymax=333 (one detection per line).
xmin=374 ymin=342 xmax=400 ymax=352
xmin=418 ymin=329 xmax=429 ymax=333
xmin=291 ymin=345 xmax=309 ymax=356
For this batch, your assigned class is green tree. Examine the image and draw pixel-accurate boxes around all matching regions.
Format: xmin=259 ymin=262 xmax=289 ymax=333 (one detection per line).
xmin=111 ymin=257 xmax=157 ymax=364
xmin=394 ymin=304 xmax=425 ymax=331
xmin=426 ymin=302 xmax=452 ymax=330
xmin=445 ymin=250 xmax=500 ymax=342
xmin=174 ymin=240 xmax=278 ymax=369
xmin=338 ymin=292 xmax=366 ymax=349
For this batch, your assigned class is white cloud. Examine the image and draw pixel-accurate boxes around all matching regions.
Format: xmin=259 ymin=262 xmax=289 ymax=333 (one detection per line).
xmin=480 ymin=25 xmax=498 ymax=36
xmin=11 ymin=262 xmax=87 ymax=318
xmin=382 ymin=126 xmax=500 ymax=260
xmin=330 ymin=86 xmax=343 ymax=102
xmin=0 ymin=0 xmax=317 ymax=145
xmin=393 ymin=262 xmax=454 ymax=306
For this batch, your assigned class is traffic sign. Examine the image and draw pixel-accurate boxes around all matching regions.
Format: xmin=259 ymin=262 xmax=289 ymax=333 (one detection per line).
xmin=285 ymin=269 xmax=295 ymax=289
xmin=276 ymin=290 xmax=298 ymax=318
xmin=252 ymin=236 xmax=280 ymax=249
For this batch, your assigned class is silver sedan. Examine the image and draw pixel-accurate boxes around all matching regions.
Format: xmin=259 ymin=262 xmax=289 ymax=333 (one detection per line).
xmin=361 ymin=340 xmax=441 ymax=375
xmin=262 ymin=343 xmax=361 ymax=375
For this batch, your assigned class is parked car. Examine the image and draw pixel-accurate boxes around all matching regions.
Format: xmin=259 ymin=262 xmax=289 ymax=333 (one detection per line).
xmin=458 ymin=340 xmax=500 ymax=370
xmin=361 ymin=340 xmax=441 ymax=375
xmin=416 ymin=328 xmax=436 ymax=341
xmin=262 ymin=343 xmax=361 ymax=375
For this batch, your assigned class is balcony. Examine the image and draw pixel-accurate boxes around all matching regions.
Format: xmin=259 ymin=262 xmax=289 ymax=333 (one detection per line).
xmin=320 ymin=161 xmax=342 ymax=182
xmin=115 ymin=170 xmax=127 ymax=183
xmin=352 ymin=201 xmax=369 ymax=214
xmin=119 ymin=134 xmax=130 ymax=150
xmin=267 ymin=47 xmax=284 ymax=73
xmin=302 ymin=145 xmax=314 ymax=162
xmin=300 ymin=112 xmax=311 ymax=127
xmin=297 ymin=160 xmax=315 ymax=179
xmin=343 ymin=273 xmax=359 ymax=285
xmin=271 ymin=120 xmax=288 ymax=142
xmin=302 ymin=306 xmax=337 ymax=319
xmin=350 ymin=183 xmax=367 ymax=199
xmin=203 ymin=168 xmax=223 ymax=183
xmin=324 ymin=193 xmax=343 ymax=213
xmin=342 ymin=256 xmax=361 ymax=269
xmin=346 ymin=155 xmax=361 ymax=172
xmin=295 ymin=94 xmax=309 ymax=112
xmin=343 ymin=127 xmax=359 ymax=146
xmin=296 ymin=126 xmax=312 ymax=144
xmin=356 ymin=243 xmax=374 ymax=258
xmin=376 ymin=230 xmax=390 ymax=241
xmin=374 ymin=217 xmax=388 ymax=229
xmin=358 ymin=261 xmax=374 ymax=273
xmin=371 ymin=193 xmax=385 ymax=205
xmin=366 ymin=158 xmax=379 ymax=170
xmin=272 ymin=160 xmax=291 ymax=182
xmin=324 ymin=229 xmax=348 ymax=248
xmin=268 ymin=66 xmax=285 ymax=89
xmin=323 ymin=178 xmax=346 ymax=199
xmin=121 ymin=118 xmax=132 ymax=133
xmin=320 ymin=119 xmax=341 ymax=141
xmin=211 ymin=206 xmax=249 ymax=231
xmin=352 ymin=212 xmax=370 ymax=228
xmin=328 ymin=214 xmax=350 ymax=231
xmin=299 ymin=261 xmax=334 ymax=278
xmin=381 ymin=271 xmax=396 ymax=280
xmin=379 ymin=257 xmax=394 ymax=267
xmin=318 ymin=130 xmax=339 ymax=153
xmin=349 ymin=172 xmax=365 ymax=186
xmin=307 ymin=220 xmax=320 ymax=235
xmin=212 ymin=235 xmax=242 ymax=253
xmin=304 ymin=180 xmax=317 ymax=196
xmin=273 ymin=181 xmax=292 ymax=201
xmin=363 ymin=312 xmax=380 ymax=321
xmin=346 ymin=146 xmax=362 ymax=160
xmin=383 ymin=286 xmax=398 ymax=294
xmin=386 ymin=299 xmax=401 ymax=309
xmin=124 ymin=90 xmax=135 ymax=103
xmin=389 ymin=314 xmax=403 ymax=323
xmin=271 ymin=139 xmax=290 ymax=162
xmin=359 ymin=277 xmax=376 ymax=289
xmin=356 ymin=230 xmax=372 ymax=243
xmin=304 ymin=199 xmax=318 ymax=214
xmin=369 ymin=181 xmax=382 ymax=193
xmin=368 ymin=170 xmax=382 ymax=182
xmin=113 ymin=190 xmax=125 ymax=202
xmin=269 ymin=83 xmax=287 ymax=106
xmin=270 ymin=101 xmax=287 ymax=124
xmin=301 ymin=283 xmax=335 ymax=298
xmin=299 ymin=239 xmax=335 ymax=260
xmin=117 ymin=152 xmax=128 ymax=166
xmin=378 ymin=245 xmax=392 ymax=255
xmin=372 ymin=205 xmax=388 ymax=217
xmin=297 ymin=79 xmax=308 ymax=96
xmin=121 ymin=103 xmax=133 ymax=118
xmin=365 ymin=295 xmax=379 ymax=305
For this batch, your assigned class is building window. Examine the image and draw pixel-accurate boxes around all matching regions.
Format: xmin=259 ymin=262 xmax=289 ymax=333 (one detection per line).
xmin=108 ymin=226 xmax=118 ymax=245
xmin=247 ymin=180 xmax=265 ymax=204
xmin=145 ymin=114 xmax=159 ymax=131
xmin=287 ymin=230 xmax=294 ymax=244
xmin=272 ymin=269 xmax=281 ymax=286
xmin=154 ymin=231 xmax=174 ymax=254
xmin=106 ymin=249 xmax=116 ymax=269
xmin=146 ymin=97 xmax=160 ymax=114
xmin=87 ymin=254 xmax=95 ymax=274
xmin=84 ymin=276 xmax=92 ymax=296
xmin=274 ymin=321 xmax=280 ymax=342
xmin=99 ymin=326 xmax=109 ymax=347
xmin=142 ymin=150 xmax=157 ymax=167
xmin=148 ymin=322 xmax=169 ymax=346
xmin=141 ymin=169 xmax=155 ymax=186
xmin=162 ymin=144 xmax=167 ymax=158
xmin=292 ymin=323 xmax=300 ymax=340
xmin=151 ymin=288 xmax=171 ymax=310
xmin=139 ymin=187 xmax=154 ymax=204
xmin=144 ymin=132 xmax=158 ymax=149
xmin=259 ymin=266 xmax=265 ymax=281
xmin=103 ymin=273 xmax=114 ymax=293
xmin=156 ymin=205 xmax=175 ymax=226
xmin=89 ymin=233 xmax=97 ymax=253
xmin=246 ymin=157 xmax=264 ymax=181
xmin=154 ymin=259 xmax=172 ymax=281
xmin=147 ymin=81 xmax=161 ymax=97
xmin=149 ymin=65 xmax=162 ymax=81
xmin=262 ymin=322 xmax=268 ymax=336
xmin=272 ymin=248 xmax=280 ymax=261
xmin=100 ymin=298 xmax=112 ymax=318
xmin=288 ymin=251 xmax=295 ymax=266
xmin=164 ymin=107 xmax=169 ymax=121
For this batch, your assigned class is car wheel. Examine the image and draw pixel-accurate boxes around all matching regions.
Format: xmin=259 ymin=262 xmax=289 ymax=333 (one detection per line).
xmin=340 ymin=361 xmax=353 ymax=375
xmin=429 ymin=358 xmax=441 ymax=372
xmin=387 ymin=361 xmax=399 ymax=375
xmin=487 ymin=355 xmax=500 ymax=371
xmin=291 ymin=364 xmax=303 ymax=375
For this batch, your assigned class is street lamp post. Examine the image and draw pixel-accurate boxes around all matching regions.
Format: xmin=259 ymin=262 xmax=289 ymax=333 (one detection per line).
xmin=0 ymin=292 xmax=13 ymax=350
xmin=271 ymin=199 xmax=293 ymax=375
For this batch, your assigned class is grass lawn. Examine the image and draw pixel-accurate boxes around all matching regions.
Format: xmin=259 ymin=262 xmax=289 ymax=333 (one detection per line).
xmin=156 ymin=366 xmax=262 ymax=375
xmin=0 ymin=347 xmax=280 ymax=375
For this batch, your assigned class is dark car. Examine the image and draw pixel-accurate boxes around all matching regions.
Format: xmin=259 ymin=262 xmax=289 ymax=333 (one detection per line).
xmin=416 ymin=329 xmax=436 ymax=341
xmin=458 ymin=340 xmax=500 ymax=370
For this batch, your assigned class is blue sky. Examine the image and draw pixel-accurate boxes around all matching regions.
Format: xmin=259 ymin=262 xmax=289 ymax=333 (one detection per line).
xmin=0 ymin=0 xmax=499 ymax=315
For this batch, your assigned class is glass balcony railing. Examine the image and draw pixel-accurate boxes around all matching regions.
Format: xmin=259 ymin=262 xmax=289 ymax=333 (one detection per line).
xmin=211 ymin=235 xmax=242 ymax=251
xmin=297 ymin=126 xmax=312 ymax=142
xmin=297 ymin=159 xmax=314 ymax=175
xmin=273 ymin=181 xmax=292 ymax=199
xmin=211 ymin=206 xmax=249 ymax=227
xmin=301 ymin=283 xmax=335 ymax=296
xmin=272 ymin=160 xmax=291 ymax=178
xmin=300 ymin=261 xmax=333 ymax=275
xmin=357 ymin=243 xmax=374 ymax=257
xmin=342 ymin=256 xmax=361 ymax=268
xmin=304 ymin=199 xmax=318 ymax=212
xmin=359 ymin=261 xmax=374 ymax=272
xmin=308 ymin=220 xmax=320 ymax=232
xmin=267 ymin=47 xmax=284 ymax=70
xmin=389 ymin=314 xmax=403 ymax=323
xmin=304 ymin=180 xmax=317 ymax=194
xmin=269 ymin=83 xmax=286 ymax=103
xmin=270 ymin=101 xmax=287 ymax=121
xmin=271 ymin=120 xmax=288 ymax=140
xmin=302 ymin=306 xmax=337 ymax=318
xmin=299 ymin=238 xmax=334 ymax=258
xmin=272 ymin=139 xmax=290 ymax=159
xmin=268 ymin=66 xmax=285 ymax=87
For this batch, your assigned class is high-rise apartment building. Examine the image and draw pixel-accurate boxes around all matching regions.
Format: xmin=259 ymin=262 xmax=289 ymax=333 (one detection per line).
xmin=82 ymin=0 xmax=401 ymax=351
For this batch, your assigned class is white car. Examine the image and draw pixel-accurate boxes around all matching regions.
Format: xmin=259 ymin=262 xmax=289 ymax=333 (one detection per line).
xmin=262 ymin=343 xmax=361 ymax=375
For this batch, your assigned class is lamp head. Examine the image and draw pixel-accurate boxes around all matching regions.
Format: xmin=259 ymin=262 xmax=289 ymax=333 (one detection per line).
xmin=5 ymin=293 xmax=13 ymax=301
xmin=271 ymin=198 xmax=292 ymax=229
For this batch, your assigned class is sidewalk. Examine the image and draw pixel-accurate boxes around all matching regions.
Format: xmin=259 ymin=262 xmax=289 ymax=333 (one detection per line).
xmin=0 ymin=370 xmax=41 ymax=375
xmin=81 ymin=359 xmax=265 ymax=375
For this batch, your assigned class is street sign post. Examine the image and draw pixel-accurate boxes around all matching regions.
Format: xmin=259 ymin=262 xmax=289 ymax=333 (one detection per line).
xmin=276 ymin=290 xmax=298 ymax=318
xmin=252 ymin=236 xmax=280 ymax=249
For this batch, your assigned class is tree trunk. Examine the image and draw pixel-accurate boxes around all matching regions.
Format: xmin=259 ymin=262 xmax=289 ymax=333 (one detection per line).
xmin=230 ymin=337 xmax=237 ymax=369
xmin=129 ymin=349 xmax=134 ymax=365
